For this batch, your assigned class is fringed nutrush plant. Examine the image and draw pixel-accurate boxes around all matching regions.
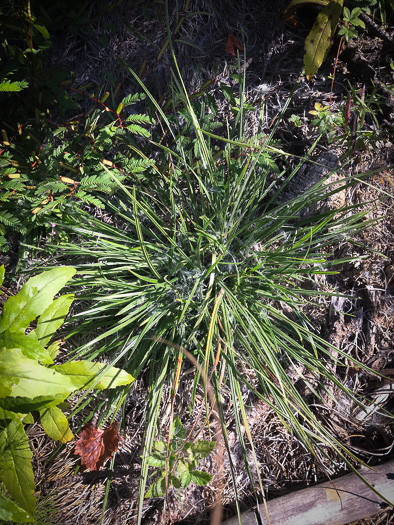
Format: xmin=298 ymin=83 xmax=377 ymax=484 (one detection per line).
xmin=45 ymin=24 xmax=392 ymax=525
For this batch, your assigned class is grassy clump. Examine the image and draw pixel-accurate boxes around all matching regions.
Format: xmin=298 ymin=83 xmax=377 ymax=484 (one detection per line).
xmin=43 ymin=55 xmax=389 ymax=522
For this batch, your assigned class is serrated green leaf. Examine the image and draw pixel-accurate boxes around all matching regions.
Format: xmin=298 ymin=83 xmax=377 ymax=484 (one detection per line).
xmin=145 ymin=477 xmax=166 ymax=498
xmin=53 ymin=361 xmax=134 ymax=390
xmin=36 ymin=294 xmax=74 ymax=347
xmin=0 ymin=265 xmax=4 ymax=286
xmin=0 ymin=267 xmax=76 ymax=333
xmin=180 ymin=470 xmax=192 ymax=488
xmin=0 ymin=348 xmax=77 ymax=399
xmin=304 ymin=1 xmax=343 ymax=80
xmin=0 ymin=409 xmax=34 ymax=425
xmin=0 ymin=419 xmax=35 ymax=516
xmin=171 ymin=416 xmax=187 ymax=440
xmin=39 ymin=406 xmax=74 ymax=443
xmin=189 ymin=440 xmax=216 ymax=457
xmin=0 ymin=80 xmax=29 ymax=92
xmin=0 ymin=330 xmax=53 ymax=364
xmin=190 ymin=470 xmax=212 ymax=486
xmin=0 ymin=492 xmax=34 ymax=522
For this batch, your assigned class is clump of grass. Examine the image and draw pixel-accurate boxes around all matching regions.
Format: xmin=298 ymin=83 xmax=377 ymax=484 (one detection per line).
xmin=46 ymin=46 xmax=391 ymax=523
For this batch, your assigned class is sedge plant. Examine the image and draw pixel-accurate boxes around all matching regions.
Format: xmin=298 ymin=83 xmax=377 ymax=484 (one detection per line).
xmin=45 ymin=46 xmax=393 ymax=523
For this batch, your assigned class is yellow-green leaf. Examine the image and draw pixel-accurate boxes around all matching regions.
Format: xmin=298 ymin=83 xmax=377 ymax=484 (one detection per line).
xmin=282 ymin=0 xmax=329 ymax=19
xmin=36 ymin=294 xmax=74 ymax=347
xmin=47 ymin=341 xmax=61 ymax=359
xmin=0 ymin=267 xmax=76 ymax=334
xmin=0 ymin=348 xmax=78 ymax=399
xmin=0 ymin=493 xmax=34 ymax=522
xmin=304 ymin=0 xmax=343 ymax=80
xmin=53 ymin=360 xmax=134 ymax=390
xmin=40 ymin=406 xmax=74 ymax=443
xmin=0 ymin=419 xmax=36 ymax=516
xmin=0 ymin=330 xmax=53 ymax=364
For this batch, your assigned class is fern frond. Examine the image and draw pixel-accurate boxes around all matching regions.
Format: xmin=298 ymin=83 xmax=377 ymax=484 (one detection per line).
xmin=75 ymin=191 xmax=105 ymax=208
xmin=120 ymin=92 xmax=146 ymax=107
xmin=126 ymin=114 xmax=155 ymax=125
xmin=121 ymin=157 xmax=155 ymax=173
xmin=0 ymin=79 xmax=29 ymax=92
xmin=0 ymin=210 xmax=20 ymax=227
xmin=125 ymin=124 xmax=150 ymax=138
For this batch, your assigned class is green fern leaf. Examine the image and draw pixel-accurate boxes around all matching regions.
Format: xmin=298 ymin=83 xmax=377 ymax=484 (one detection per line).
xmin=0 ymin=79 xmax=29 ymax=92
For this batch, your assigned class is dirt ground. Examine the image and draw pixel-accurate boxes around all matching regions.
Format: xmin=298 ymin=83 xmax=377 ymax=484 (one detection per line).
xmin=5 ymin=1 xmax=394 ymax=524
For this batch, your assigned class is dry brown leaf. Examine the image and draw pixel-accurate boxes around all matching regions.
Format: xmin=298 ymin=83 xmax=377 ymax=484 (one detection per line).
xmin=75 ymin=422 xmax=120 ymax=471
xmin=225 ymin=33 xmax=243 ymax=58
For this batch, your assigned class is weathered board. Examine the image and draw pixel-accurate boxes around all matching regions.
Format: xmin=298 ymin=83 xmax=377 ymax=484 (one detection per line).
xmin=223 ymin=460 xmax=394 ymax=525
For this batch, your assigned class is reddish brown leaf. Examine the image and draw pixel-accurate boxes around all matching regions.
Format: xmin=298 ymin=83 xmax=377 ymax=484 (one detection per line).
xmin=225 ymin=33 xmax=243 ymax=58
xmin=75 ymin=422 xmax=120 ymax=471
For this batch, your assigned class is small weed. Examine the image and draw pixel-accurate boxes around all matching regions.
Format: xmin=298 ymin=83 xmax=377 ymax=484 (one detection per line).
xmin=145 ymin=417 xmax=215 ymax=498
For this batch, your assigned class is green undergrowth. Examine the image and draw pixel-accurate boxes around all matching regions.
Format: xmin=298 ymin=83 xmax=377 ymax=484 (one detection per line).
xmin=36 ymin=43 xmax=393 ymax=523
xmin=1 ymin=2 xmax=393 ymax=523
xmin=0 ymin=266 xmax=134 ymax=523
xmin=0 ymin=1 xmax=156 ymax=254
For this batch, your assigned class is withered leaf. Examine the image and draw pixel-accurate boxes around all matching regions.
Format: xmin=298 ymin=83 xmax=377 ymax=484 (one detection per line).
xmin=225 ymin=33 xmax=243 ymax=58
xmin=75 ymin=422 xmax=120 ymax=471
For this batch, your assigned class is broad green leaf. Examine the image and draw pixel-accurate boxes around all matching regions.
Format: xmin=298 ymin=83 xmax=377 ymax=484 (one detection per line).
xmin=304 ymin=0 xmax=343 ymax=80
xmin=146 ymin=454 xmax=166 ymax=468
xmin=39 ymin=406 xmax=74 ymax=443
xmin=153 ymin=441 xmax=166 ymax=453
xmin=190 ymin=470 xmax=212 ymax=486
xmin=0 ymin=419 xmax=35 ymax=516
xmin=281 ymin=0 xmax=329 ymax=18
xmin=53 ymin=361 xmax=134 ymax=390
xmin=145 ymin=477 xmax=166 ymax=498
xmin=0 ymin=409 xmax=33 ymax=424
xmin=0 ymin=265 xmax=4 ymax=286
xmin=36 ymin=294 xmax=74 ymax=347
xmin=0 ymin=267 xmax=76 ymax=333
xmin=0 ymin=394 xmax=67 ymax=414
xmin=180 ymin=470 xmax=192 ymax=488
xmin=0 ymin=330 xmax=53 ymax=364
xmin=175 ymin=459 xmax=188 ymax=474
xmin=169 ymin=475 xmax=180 ymax=489
xmin=189 ymin=440 xmax=216 ymax=458
xmin=0 ymin=348 xmax=77 ymax=399
xmin=0 ymin=493 xmax=34 ymax=523
xmin=33 ymin=23 xmax=50 ymax=39
xmin=47 ymin=341 xmax=60 ymax=359
xmin=22 ymin=413 xmax=34 ymax=424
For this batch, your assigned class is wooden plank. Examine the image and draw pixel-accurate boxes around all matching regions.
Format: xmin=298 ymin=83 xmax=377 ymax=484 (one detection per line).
xmin=223 ymin=460 xmax=394 ymax=525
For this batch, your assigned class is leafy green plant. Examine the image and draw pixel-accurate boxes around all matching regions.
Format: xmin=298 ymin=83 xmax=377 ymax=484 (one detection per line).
xmin=45 ymin=49 xmax=394 ymax=523
xmin=0 ymin=1 xmax=156 ymax=252
xmin=338 ymin=6 xmax=366 ymax=40
xmin=309 ymin=101 xmax=344 ymax=141
xmin=282 ymin=0 xmax=392 ymax=78
xmin=282 ymin=0 xmax=344 ymax=79
xmin=0 ymin=265 xmax=134 ymax=522
xmin=145 ymin=417 xmax=215 ymax=498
